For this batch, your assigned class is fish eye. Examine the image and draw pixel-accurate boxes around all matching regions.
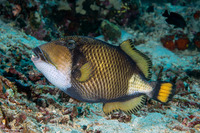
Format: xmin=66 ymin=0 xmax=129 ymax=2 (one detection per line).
xmin=67 ymin=40 xmax=76 ymax=49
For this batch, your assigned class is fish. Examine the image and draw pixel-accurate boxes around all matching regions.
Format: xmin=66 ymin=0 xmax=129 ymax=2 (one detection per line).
xmin=146 ymin=5 xmax=154 ymax=13
xmin=162 ymin=10 xmax=186 ymax=29
xmin=31 ymin=36 xmax=176 ymax=115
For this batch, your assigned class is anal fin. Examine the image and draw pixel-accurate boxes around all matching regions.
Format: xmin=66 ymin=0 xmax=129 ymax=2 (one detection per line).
xmin=103 ymin=95 xmax=146 ymax=115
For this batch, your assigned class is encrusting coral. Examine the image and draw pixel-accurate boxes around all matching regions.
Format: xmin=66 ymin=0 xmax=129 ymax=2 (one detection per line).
xmin=100 ymin=20 xmax=121 ymax=42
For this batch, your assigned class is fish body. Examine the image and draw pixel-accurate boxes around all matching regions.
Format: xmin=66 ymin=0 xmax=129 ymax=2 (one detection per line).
xmin=163 ymin=10 xmax=186 ymax=29
xmin=32 ymin=36 xmax=176 ymax=114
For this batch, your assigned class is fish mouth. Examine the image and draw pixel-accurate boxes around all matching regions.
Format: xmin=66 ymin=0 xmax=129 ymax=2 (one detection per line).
xmin=31 ymin=47 xmax=45 ymax=62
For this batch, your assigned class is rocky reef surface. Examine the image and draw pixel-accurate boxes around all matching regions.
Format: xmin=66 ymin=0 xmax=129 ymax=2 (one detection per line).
xmin=0 ymin=0 xmax=200 ymax=132
xmin=0 ymin=19 xmax=200 ymax=132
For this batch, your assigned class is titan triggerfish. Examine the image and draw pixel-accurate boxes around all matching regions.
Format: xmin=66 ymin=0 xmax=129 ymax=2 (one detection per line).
xmin=31 ymin=36 xmax=176 ymax=114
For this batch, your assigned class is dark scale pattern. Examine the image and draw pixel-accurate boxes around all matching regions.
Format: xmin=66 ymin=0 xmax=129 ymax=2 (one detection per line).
xmin=73 ymin=39 xmax=137 ymax=102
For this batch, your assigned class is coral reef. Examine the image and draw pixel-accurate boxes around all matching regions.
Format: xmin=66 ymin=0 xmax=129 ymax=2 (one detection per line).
xmin=193 ymin=10 xmax=200 ymax=20
xmin=0 ymin=0 xmax=140 ymax=41
xmin=1 ymin=15 xmax=200 ymax=132
xmin=175 ymin=34 xmax=189 ymax=50
xmin=160 ymin=35 xmax=176 ymax=50
xmin=0 ymin=0 xmax=200 ymax=132
xmin=100 ymin=20 xmax=121 ymax=42
xmin=161 ymin=33 xmax=191 ymax=51
xmin=193 ymin=32 xmax=200 ymax=49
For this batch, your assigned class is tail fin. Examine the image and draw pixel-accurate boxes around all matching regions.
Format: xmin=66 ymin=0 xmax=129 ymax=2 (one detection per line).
xmin=151 ymin=81 xmax=176 ymax=103
xmin=162 ymin=10 xmax=169 ymax=17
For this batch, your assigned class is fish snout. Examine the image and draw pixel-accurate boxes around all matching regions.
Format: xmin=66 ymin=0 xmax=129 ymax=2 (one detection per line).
xmin=32 ymin=47 xmax=47 ymax=62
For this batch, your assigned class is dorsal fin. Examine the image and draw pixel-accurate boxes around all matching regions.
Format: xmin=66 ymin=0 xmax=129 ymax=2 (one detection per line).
xmin=120 ymin=39 xmax=152 ymax=80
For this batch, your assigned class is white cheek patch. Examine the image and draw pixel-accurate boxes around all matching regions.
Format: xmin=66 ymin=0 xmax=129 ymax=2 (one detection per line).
xmin=32 ymin=60 xmax=71 ymax=92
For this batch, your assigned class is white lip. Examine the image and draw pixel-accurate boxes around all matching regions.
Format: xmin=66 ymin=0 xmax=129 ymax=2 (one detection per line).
xmin=32 ymin=57 xmax=72 ymax=91
xmin=31 ymin=55 xmax=40 ymax=62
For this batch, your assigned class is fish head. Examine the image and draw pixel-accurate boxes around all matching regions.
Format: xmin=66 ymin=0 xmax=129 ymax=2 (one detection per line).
xmin=31 ymin=39 xmax=76 ymax=91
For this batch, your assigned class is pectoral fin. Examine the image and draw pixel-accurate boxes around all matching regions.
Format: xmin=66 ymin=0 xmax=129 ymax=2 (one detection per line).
xmin=77 ymin=62 xmax=94 ymax=82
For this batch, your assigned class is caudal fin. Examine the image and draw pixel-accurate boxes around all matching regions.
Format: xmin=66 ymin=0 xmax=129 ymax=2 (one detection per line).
xmin=151 ymin=82 xmax=176 ymax=103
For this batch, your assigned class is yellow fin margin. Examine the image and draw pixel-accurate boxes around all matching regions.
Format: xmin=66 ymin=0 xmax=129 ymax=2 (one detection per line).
xmin=120 ymin=39 xmax=152 ymax=80
xmin=103 ymin=95 xmax=146 ymax=115
xmin=78 ymin=62 xmax=93 ymax=82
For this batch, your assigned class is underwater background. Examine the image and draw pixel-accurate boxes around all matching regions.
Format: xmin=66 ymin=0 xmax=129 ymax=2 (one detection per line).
xmin=0 ymin=0 xmax=200 ymax=132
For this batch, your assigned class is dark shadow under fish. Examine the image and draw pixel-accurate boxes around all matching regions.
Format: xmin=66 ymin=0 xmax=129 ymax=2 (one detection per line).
xmin=162 ymin=10 xmax=186 ymax=29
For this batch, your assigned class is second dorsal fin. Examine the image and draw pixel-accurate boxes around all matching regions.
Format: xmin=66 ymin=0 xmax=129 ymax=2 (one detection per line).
xmin=120 ymin=39 xmax=152 ymax=80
